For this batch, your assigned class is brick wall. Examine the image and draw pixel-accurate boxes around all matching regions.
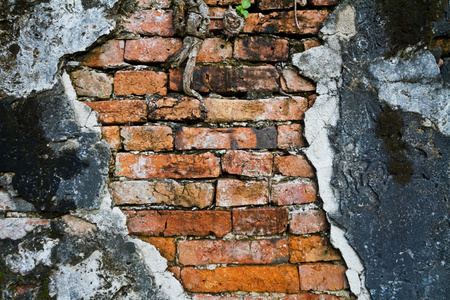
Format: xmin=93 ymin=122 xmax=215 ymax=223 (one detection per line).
xmin=69 ymin=0 xmax=350 ymax=298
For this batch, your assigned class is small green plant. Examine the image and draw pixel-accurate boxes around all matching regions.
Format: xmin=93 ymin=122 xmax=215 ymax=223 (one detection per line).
xmin=236 ymin=0 xmax=251 ymax=18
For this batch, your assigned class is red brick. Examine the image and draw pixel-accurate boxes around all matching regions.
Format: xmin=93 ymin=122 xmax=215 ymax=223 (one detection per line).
xmin=204 ymin=97 xmax=308 ymax=123
xmin=124 ymin=210 xmax=232 ymax=237
xmin=111 ymin=180 xmax=214 ymax=208
xmin=280 ymin=69 xmax=316 ymax=93
xmin=283 ymin=294 xmax=346 ymax=300
xmin=209 ymin=7 xmax=226 ymax=30
xmin=216 ymin=179 xmax=269 ymax=207
xmin=140 ymin=236 xmax=176 ymax=261
xmin=124 ymin=10 xmax=175 ymax=36
xmin=138 ymin=0 xmax=171 ymax=8
xmin=148 ymin=97 xmax=203 ymax=121
xmin=277 ymin=124 xmax=306 ymax=149
xmin=234 ymin=36 xmax=289 ymax=62
xmin=258 ymin=0 xmax=299 ymax=10
xmin=197 ymin=38 xmax=233 ymax=63
xmin=115 ymin=152 xmax=221 ymax=179
xmin=274 ymin=155 xmax=314 ymax=177
xmin=181 ymin=266 xmax=299 ymax=293
xmin=169 ymin=65 xmax=279 ymax=93
xmin=174 ymin=127 xmax=277 ymax=150
xmin=120 ymin=125 xmax=173 ymax=151
xmin=124 ymin=38 xmax=182 ymax=63
xmin=303 ymin=39 xmax=321 ymax=50
xmin=298 ymin=264 xmax=348 ymax=291
xmin=308 ymin=94 xmax=317 ymax=108
xmin=243 ymin=10 xmax=329 ymax=35
xmin=290 ymin=210 xmax=328 ymax=235
xmin=70 ymin=70 xmax=112 ymax=98
xmin=232 ymin=208 xmax=288 ymax=235
xmin=80 ymin=40 xmax=125 ymax=68
xmin=222 ymin=150 xmax=273 ymax=176
xmin=60 ymin=215 xmax=97 ymax=235
xmin=168 ymin=266 xmax=181 ymax=280
xmin=114 ymin=70 xmax=167 ymax=96
xmin=193 ymin=295 xmax=239 ymax=300
xmin=178 ymin=238 xmax=288 ymax=265
xmin=204 ymin=0 xmax=254 ymax=5
xmin=311 ymin=0 xmax=339 ymax=6
xmin=272 ymin=181 xmax=317 ymax=205
xmin=101 ymin=126 xmax=121 ymax=150
xmin=289 ymin=235 xmax=341 ymax=263
xmin=86 ymin=100 xmax=147 ymax=125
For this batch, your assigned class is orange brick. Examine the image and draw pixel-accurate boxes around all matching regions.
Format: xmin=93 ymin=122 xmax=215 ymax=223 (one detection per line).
xmin=216 ymin=179 xmax=269 ymax=207
xmin=232 ymin=208 xmax=288 ymax=235
xmin=181 ymin=266 xmax=299 ymax=293
xmin=311 ymin=0 xmax=339 ymax=6
xmin=222 ymin=150 xmax=273 ymax=176
xmin=289 ymin=235 xmax=341 ymax=263
xmin=120 ymin=125 xmax=173 ymax=151
xmin=124 ymin=210 xmax=232 ymax=237
xmin=168 ymin=266 xmax=181 ymax=280
xmin=298 ymin=264 xmax=348 ymax=291
xmin=114 ymin=70 xmax=167 ymax=96
xmin=243 ymin=11 xmax=329 ymax=35
xmin=193 ymin=295 xmax=239 ymax=300
xmin=204 ymin=97 xmax=308 ymax=123
xmin=86 ymin=100 xmax=147 ymax=125
xmin=101 ymin=126 xmax=121 ymax=150
xmin=174 ymin=127 xmax=276 ymax=150
xmin=283 ymin=294 xmax=346 ymax=300
xmin=140 ymin=236 xmax=176 ymax=261
xmin=111 ymin=180 xmax=214 ymax=208
xmin=169 ymin=65 xmax=279 ymax=93
xmin=124 ymin=38 xmax=182 ymax=63
xmin=138 ymin=0 xmax=171 ymax=8
xmin=277 ymin=124 xmax=306 ymax=149
xmin=178 ymin=238 xmax=288 ymax=265
xmin=272 ymin=181 xmax=317 ymax=205
xmin=79 ymin=40 xmax=125 ymax=68
xmin=303 ymin=39 xmax=321 ymax=50
xmin=148 ymin=97 xmax=203 ymax=121
xmin=280 ymin=69 xmax=316 ymax=93
xmin=274 ymin=155 xmax=314 ymax=177
xmin=70 ymin=70 xmax=112 ymax=98
xmin=124 ymin=10 xmax=175 ymax=36
xmin=116 ymin=152 xmax=220 ymax=179
xmin=197 ymin=38 xmax=233 ymax=63
xmin=290 ymin=210 xmax=328 ymax=235
xmin=234 ymin=36 xmax=289 ymax=62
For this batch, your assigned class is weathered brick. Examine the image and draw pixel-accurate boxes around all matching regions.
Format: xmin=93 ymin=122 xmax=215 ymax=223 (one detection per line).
xmin=298 ymin=264 xmax=348 ymax=291
xmin=101 ymin=126 xmax=121 ymax=150
xmin=257 ymin=0 xmax=300 ymax=10
xmin=120 ymin=125 xmax=173 ymax=151
xmin=138 ymin=0 xmax=171 ymax=8
xmin=204 ymin=0 xmax=254 ymax=5
xmin=125 ymin=210 xmax=232 ymax=237
xmin=13 ymin=285 xmax=39 ymax=298
xmin=86 ymin=100 xmax=148 ymax=125
xmin=280 ymin=69 xmax=316 ymax=93
xmin=111 ymin=180 xmax=214 ymax=208
xmin=181 ymin=266 xmax=299 ymax=293
xmin=274 ymin=155 xmax=314 ymax=177
xmin=289 ymin=235 xmax=341 ymax=263
xmin=234 ymin=36 xmax=289 ymax=61
xmin=140 ymin=236 xmax=176 ymax=261
xmin=115 ymin=152 xmax=220 ymax=179
xmin=209 ymin=7 xmax=226 ymax=30
xmin=79 ymin=40 xmax=125 ymax=68
xmin=193 ymin=295 xmax=239 ymax=300
xmin=303 ymin=39 xmax=321 ymax=50
xmin=233 ymin=208 xmax=288 ymax=235
xmin=290 ymin=210 xmax=328 ymax=235
xmin=283 ymin=294 xmax=346 ymax=300
xmin=204 ymin=97 xmax=308 ymax=123
xmin=169 ymin=65 xmax=279 ymax=93
xmin=148 ymin=97 xmax=203 ymax=121
xmin=124 ymin=10 xmax=175 ymax=36
xmin=168 ymin=266 xmax=181 ymax=280
xmin=70 ymin=70 xmax=112 ymax=98
xmin=243 ymin=10 xmax=329 ymax=35
xmin=178 ymin=238 xmax=288 ymax=265
xmin=197 ymin=38 xmax=233 ymax=63
xmin=222 ymin=151 xmax=273 ymax=176
xmin=124 ymin=38 xmax=182 ymax=63
xmin=311 ymin=0 xmax=339 ymax=6
xmin=432 ymin=37 xmax=450 ymax=56
xmin=272 ymin=181 xmax=317 ymax=205
xmin=114 ymin=70 xmax=167 ymax=96
xmin=175 ymin=127 xmax=277 ymax=150
xmin=308 ymin=94 xmax=317 ymax=108
xmin=60 ymin=215 xmax=97 ymax=235
xmin=216 ymin=179 xmax=269 ymax=207
xmin=0 ymin=218 xmax=50 ymax=240
xmin=277 ymin=124 xmax=306 ymax=149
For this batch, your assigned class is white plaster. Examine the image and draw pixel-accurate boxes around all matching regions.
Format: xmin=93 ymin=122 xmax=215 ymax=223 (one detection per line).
xmin=0 ymin=218 xmax=51 ymax=240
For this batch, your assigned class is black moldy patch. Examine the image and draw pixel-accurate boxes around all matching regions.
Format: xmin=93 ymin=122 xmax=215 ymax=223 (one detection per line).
xmin=375 ymin=0 xmax=446 ymax=54
xmin=0 ymin=81 xmax=109 ymax=213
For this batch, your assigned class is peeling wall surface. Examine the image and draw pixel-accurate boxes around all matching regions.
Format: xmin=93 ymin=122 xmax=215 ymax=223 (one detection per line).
xmin=0 ymin=0 xmax=449 ymax=299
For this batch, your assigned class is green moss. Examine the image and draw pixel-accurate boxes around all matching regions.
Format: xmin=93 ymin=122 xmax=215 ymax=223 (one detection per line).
xmin=37 ymin=277 xmax=56 ymax=300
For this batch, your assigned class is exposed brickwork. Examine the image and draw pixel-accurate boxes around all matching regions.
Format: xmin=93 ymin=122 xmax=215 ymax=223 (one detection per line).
xmin=66 ymin=0 xmax=347 ymax=297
